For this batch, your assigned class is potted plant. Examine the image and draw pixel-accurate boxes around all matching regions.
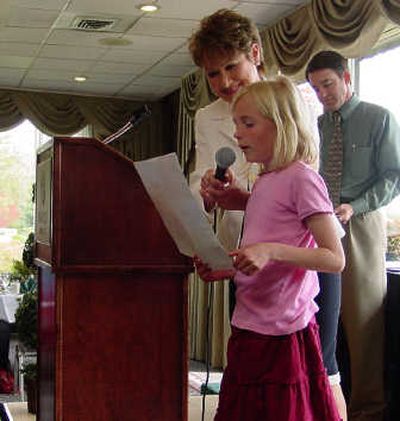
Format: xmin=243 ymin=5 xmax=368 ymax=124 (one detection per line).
xmin=13 ymin=233 xmax=38 ymax=414
xmin=15 ymin=290 xmax=38 ymax=414
xmin=13 ymin=232 xmax=38 ymax=354
xmin=387 ymin=235 xmax=400 ymax=261
xmin=15 ymin=291 xmax=37 ymax=351
xmin=20 ymin=362 xmax=37 ymax=414
xmin=9 ymin=232 xmax=36 ymax=294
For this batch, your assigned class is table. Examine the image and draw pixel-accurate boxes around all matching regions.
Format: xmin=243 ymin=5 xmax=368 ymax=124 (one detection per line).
xmin=386 ymin=270 xmax=400 ymax=420
xmin=0 ymin=294 xmax=21 ymax=384
xmin=0 ymin=294 xmax=21 ymax=323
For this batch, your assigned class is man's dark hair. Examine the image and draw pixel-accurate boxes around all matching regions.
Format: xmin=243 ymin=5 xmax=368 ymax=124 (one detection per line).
xmin=305 ymin=50 xmax=348 ymax=81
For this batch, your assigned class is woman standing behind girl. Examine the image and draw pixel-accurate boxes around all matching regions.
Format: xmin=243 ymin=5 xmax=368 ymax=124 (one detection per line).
xmin=195 ymin=77 xmax=345 ymax=421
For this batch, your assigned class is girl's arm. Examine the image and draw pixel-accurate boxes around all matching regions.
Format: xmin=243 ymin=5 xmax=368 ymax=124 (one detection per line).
xmin=230 ymin=213 xmax=345 ymax=275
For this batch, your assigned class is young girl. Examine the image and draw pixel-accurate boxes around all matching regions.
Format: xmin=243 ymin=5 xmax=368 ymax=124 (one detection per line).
xmin=195 ymin=77 xmax=345 ymax=420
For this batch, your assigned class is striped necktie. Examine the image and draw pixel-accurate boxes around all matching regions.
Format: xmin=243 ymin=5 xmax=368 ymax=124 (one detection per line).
xmin=323 ymin=111 xmax=343 ymax=208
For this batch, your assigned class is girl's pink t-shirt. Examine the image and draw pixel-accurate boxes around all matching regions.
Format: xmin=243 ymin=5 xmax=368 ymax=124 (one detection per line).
xmin=232 ymin=161 xmax=333 ymax=336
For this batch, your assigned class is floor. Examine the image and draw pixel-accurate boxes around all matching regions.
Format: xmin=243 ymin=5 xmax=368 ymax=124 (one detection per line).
xmin=188 ymin=359 xmax=223 ymax=396
xmin=3 ymin=396 xmax=220 ymax=421
xmin=0 ymin=359 xmax=223 ymax=420
xmin=2 ymin=402 xmax=35 ymax=421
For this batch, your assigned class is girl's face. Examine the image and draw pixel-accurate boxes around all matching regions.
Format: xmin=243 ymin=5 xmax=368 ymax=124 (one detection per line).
xmin=202 ymin=44 xmax=261 ymax=103
xmin=233 ymin=93 xmax=276 ymax=166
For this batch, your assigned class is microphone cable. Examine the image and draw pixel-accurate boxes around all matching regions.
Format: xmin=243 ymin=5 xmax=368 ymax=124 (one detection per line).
xmin=201 ymin=279 xmax=213 ymax=421
xmin=200 ymin=209 xmax=217 ymax=421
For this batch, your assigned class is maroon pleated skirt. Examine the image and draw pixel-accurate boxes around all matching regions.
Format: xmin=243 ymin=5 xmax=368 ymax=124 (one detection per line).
xmin=214 ymin=322 xmax=341 ymax=421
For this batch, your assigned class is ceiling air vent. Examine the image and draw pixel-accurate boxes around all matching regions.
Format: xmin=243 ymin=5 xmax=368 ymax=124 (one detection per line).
xmin=71 ymin=17 xmax=119 ymax=31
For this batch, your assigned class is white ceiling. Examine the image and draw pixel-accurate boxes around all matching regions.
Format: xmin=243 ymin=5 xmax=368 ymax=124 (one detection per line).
xmin=0 ymin=0 xmax=307 ymax=101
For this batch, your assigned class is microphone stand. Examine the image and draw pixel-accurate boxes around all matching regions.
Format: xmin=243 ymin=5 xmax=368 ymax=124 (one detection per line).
xmin=102 ymin=104 xmax=152 ymax=145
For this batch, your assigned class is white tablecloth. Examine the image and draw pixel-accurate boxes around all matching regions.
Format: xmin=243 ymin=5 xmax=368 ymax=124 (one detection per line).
xmin=0 ymin=294 xmax=21 ymax=323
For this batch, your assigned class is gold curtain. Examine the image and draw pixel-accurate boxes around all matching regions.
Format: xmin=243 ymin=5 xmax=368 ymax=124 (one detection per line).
xmin=264 ymin=0 xmax=387 ymax=79
xmin=0 ymin=89 xmax=175 ymax=161
xmin=176 ymin=71 xmax=229 ymax=367
xmin=380 ymin=0 xmax=400 ymax=24
xmin=110 ymin=99 xmax=176 ymax=161
xmin=0 ymin=89 xmax=142 ymax=136
xmin=175 ymin=70 xmax=231 ymax=367
xmin=263 ymin=7 xmax=322 ymax=78
xmin=176 ymin=69 xmax=215 ymax=171
xmin=181 ymin=0 xmax=400 ymax=369
xmin=0 ymin=92 xmax=24 ymax=130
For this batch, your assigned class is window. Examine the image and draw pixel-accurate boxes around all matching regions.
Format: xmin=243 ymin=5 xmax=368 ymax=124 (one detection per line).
xmin=0 ymin=120 xmax=88 ymax=274
xmin=0 ymin=121 xmax=39 ymax=273
xmin=358 ymin=45 xmax=400 ymax=261
xmin=297 ymin=82 xmax=323 ymax=146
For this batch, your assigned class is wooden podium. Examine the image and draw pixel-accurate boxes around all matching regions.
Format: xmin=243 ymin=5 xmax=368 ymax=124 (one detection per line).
xmin=34 ymin=137 xmax=192 ymax=421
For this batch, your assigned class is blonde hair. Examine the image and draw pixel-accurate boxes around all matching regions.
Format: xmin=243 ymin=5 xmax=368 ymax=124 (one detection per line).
xmin=232 ymin=77 xmax=317 ymax=171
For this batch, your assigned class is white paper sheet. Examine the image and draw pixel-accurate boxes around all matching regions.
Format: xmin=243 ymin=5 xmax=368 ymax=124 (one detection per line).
xmin=134 ymin=153 xmax=233 ymax=271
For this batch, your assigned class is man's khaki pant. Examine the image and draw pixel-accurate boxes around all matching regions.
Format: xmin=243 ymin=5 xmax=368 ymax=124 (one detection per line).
xmin=341 ymin=210 xmax=387 ymax=421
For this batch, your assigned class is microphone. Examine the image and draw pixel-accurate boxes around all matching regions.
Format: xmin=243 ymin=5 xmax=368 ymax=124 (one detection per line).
xmin=103 ymin=105 xmax=152 ymax=145
xmin=128 ymin=104 xmax=152 ymax=128
xmin=214 ymin=147 xmax=236 ymax=181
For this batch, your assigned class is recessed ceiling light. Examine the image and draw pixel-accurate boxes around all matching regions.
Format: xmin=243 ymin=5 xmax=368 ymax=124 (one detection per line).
xmin=99 ymin=37 xmax=132 ymax=47
xmin=73 ymin=76 xmax=87 ymax=82
xmin=137 ymin=2 xmax=160 ymax=12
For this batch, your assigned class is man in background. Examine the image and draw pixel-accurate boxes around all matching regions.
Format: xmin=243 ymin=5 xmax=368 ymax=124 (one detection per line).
xmin=306 ymin=50 xmax=400 ymax=421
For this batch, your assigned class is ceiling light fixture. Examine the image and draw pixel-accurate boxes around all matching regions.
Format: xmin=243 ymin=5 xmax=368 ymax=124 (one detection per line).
xmin=137 ymin=2 xmax=160 ymax=12
xmin=73 ymin=76 xmax=87 ymax=82
xmin=99 ymin=37 xmax=132 ymax=47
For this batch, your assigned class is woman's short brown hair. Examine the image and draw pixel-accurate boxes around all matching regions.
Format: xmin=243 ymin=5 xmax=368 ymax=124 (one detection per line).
xmin=189 ymin=9 xmax=264 ymax=74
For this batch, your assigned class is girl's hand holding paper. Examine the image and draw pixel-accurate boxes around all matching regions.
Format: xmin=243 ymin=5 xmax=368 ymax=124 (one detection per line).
xmin=193 ymin=255 xmax=236 ymax=282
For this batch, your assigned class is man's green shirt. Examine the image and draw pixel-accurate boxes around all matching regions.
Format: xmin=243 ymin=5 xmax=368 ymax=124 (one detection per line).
xmin=318 ymin=95 xmax=400 ymax=214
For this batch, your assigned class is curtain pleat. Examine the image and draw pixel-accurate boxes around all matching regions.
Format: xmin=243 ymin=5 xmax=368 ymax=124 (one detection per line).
xmin=380 ymin=0 xmax=400 ymax=24
xmin=180 ymin=69 xmax=215 ymax=119
xmin=176 ymin=70 xmax=215 ymax=173
xmin=12 ymin=91 xmax=86 ymax=136
xmin=109 ymin=100 xmax=175 ymax=161
xmin=77 ymin=96 xmax=140 ymax=135
xmin=0 ymin=91 xmax=25 ymax=131
xmin=263 ymin=7 xmax=322 ymax=77
xmin=311 ymin=0 xmax=387 ymax=57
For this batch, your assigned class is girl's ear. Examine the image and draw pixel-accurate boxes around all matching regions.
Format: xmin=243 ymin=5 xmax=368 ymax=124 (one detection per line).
xmin=250 ymin=43 xmax=261 ymax=66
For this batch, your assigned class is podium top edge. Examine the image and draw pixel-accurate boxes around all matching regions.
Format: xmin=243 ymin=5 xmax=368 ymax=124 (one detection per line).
xmin=36 ymin=138 xmax=54 ymax=155
xmin=37 ymin=136 xmax=135 ymax=165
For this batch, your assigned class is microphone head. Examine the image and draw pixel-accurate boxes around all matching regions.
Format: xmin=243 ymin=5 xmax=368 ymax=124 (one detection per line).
xmin=215 ymin=147 xmax=236 ymax=169
xmin=129 ymin=104 xmax=152 ymax=127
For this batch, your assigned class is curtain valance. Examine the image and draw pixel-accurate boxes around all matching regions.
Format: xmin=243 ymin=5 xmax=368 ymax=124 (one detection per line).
xmin=0 ymin=89 xmax=141 ymax=137
xmin=265 ymin=0 xmax=387 ymax=78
